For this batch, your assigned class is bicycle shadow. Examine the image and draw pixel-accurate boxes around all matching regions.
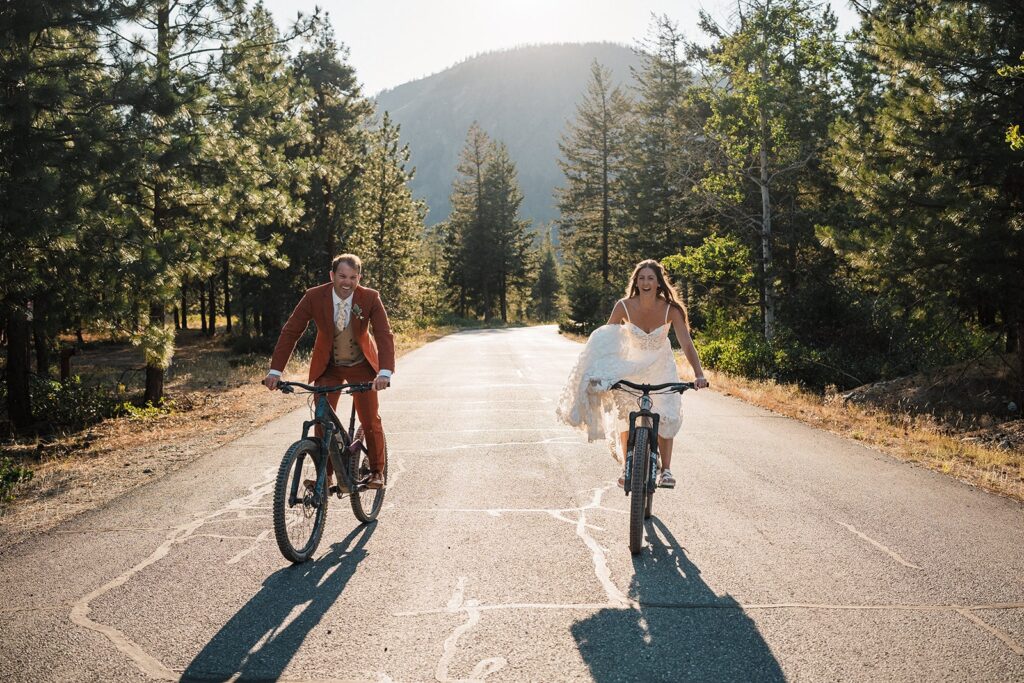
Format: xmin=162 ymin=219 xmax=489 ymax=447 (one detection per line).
xmin=571 ymin=517 xmax=784 ymax=682
xmin=181 ymin=522 xmax=376 ymax=682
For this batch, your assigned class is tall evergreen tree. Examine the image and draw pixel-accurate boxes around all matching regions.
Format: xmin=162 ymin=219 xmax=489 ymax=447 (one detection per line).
xmin=0 ymin=1 xmax=117 ymax=428
xmin=832 ymin=0 xmax=1024 ymax=399
xmin=350 ymin=111 xmax=426 ymax=317
xmin=444 ymin=123 xmax=492 ymax=318
xmin=482 ymin=142 xmax=532 ymax=322
xmin=555 ymin=60 xmax=632 ymax=324
xmin=531 ymin=230 xmax=561 ymax=321
xmin=621 ymin=16 xmax=696 ymax=263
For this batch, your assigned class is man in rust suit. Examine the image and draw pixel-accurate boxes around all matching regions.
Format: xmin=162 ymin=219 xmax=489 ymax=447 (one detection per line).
xmin=263 ymin=254 xmax=394 ymax=489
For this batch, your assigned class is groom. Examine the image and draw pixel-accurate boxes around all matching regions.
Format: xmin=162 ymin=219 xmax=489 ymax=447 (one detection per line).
xmin=263 ymin=254 xmax=394 ymax=489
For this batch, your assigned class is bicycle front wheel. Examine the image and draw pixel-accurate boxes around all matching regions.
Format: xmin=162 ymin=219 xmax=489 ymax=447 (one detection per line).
xmin=350 ymin=433 xmax=387 ymax=523
xmin=629 ymin=427 xmax=650 ymax=554
xmin=273 ymin=439 xmax=328 ymax=563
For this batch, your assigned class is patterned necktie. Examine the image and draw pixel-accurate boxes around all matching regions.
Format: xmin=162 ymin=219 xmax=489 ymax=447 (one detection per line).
xmin=336 ymin=300 xmax=349 ymax=330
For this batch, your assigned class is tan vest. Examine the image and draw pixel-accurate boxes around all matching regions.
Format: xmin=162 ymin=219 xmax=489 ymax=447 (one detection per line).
xmin=332 ymin=319 xmax=366 ymax=366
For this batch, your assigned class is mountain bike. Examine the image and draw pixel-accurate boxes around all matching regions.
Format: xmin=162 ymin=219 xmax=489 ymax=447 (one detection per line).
xmin=271 ymin=380 xmax=388 ymax=563
xmin=611 ymin=379 xmax=698 ymax=555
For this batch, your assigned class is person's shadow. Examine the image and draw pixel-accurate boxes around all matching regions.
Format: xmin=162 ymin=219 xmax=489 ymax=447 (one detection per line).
xmin=182 ymin=523 xmax=376 ymax=682
xmin=571 ymin=517 xmax=784 ymax=682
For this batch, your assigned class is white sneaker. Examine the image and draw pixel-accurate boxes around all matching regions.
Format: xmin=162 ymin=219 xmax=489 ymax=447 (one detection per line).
xmin=658 ymin=469 xmax=676 ymax=489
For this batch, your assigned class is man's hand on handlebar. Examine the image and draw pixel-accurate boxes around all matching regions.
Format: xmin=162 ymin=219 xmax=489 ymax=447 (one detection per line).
xmin=373 ymin=374 xmax=391 ymax=392
xmin=263 ymin=374 xmax=280 ymax=391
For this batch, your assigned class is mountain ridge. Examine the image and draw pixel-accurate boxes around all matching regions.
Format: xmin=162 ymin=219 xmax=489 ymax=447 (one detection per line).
xmin=374 ymin=42 xmax=643 ymax=226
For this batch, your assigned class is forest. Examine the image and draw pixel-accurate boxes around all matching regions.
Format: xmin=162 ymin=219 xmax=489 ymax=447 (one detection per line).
xmin=2 ymin=0 xmax=1023 ymax=444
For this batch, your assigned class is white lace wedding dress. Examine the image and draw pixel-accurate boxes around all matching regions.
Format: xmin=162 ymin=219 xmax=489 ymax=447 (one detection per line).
xmin=556 ymin=300 xmax=682 ymax=462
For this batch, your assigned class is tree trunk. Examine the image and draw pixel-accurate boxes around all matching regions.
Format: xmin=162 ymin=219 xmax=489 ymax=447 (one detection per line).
xmin=60 ymin=346 xmax=76 ymax=382
xmin=32 ymin=295 xmax=51 ymax=379
xmin=207 ymin=276 xmax=216 ymax=337
xmin=180 ymin=279 xmax=188 ymax=329
xmin=75 ymin=320 xmax=84 ymax=345
xmin=144 ymin=302 xmax=165 ymax=405
xmin=758 ymin=103 xmax=776 ymax=342
xmin=6 ymin=304 xmax=34 ymax=430
xmin=241 ymin=303 xmax=249 ymax=335
xmin=222 ymin=259 xmax=231 ymax=334
xmin=1017 ymin=317 xmax=1024 ymax=412
xmin=173 ymin=307 xmax=180 ymax=330
xmin=500 ymin=273 xmax=508 ymax=323
xmin=199 ymin=281 xmax=207 ymax=333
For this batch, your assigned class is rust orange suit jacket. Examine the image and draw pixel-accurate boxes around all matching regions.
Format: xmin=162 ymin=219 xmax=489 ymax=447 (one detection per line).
xmin=270 ymin=283 xmax=396 ymax=381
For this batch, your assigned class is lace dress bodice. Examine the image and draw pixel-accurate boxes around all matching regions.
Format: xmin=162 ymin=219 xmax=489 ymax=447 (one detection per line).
xmin=556 ymin=300 xmax=683 ymax=461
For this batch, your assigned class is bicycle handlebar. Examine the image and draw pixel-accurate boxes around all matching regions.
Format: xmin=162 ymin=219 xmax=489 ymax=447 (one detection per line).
xmin=611 ymin=379 xmax=699 ymax=393
xmin=276 ymin=380 xmax=374 ymax=395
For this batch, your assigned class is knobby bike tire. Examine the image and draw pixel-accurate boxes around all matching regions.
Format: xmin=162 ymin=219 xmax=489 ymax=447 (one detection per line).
xmin=644 ymin=483 xmax=654 ymax=520
xmin=273 ymin=439 xmax=328 ymax=563
xmin=350 ymin=434 xmax=388 ymax=523
xmin=629 ymin=427 xmax=650 ymax=554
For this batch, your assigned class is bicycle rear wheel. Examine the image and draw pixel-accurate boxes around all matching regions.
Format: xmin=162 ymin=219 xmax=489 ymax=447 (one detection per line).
xmin=350 ymin=433 xmax=387 ymax=523
xmin=273 ymin=439 xmax=328 ymax=563
xmin=629 ymin=427 xmax=650 ymax=554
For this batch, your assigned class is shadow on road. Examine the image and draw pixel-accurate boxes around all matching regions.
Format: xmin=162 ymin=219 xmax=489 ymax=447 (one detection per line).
xmin=181 ymin=522 xmax=376 ymax=682
xmin=571 ymin=517 xmax=783 ymax=682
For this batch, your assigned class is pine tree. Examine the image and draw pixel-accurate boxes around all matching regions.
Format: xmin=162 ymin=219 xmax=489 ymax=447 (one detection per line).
xmin=349 ymin=111 xmax=426 ymax=317
xmin=555 ymin=61 xmax=633 ymax=324
xmin=0 ymin=1 xmax=117 ymax=429
xmin=832 ymin=0 xmax=1024 ymax=399
xmin=445 ymin=123 xmax=492 ymax=318
xmin=531 ymin=231 xmax=561 ymax=321
xmin=482 ymin=142 xmax=532 ymax=322
xmin=621 ymin=16 xmax=696 ymax=263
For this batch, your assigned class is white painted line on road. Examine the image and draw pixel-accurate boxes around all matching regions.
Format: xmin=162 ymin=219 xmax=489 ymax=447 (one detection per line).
xmin=577 ymin=486 xmax=633 ymax=608
xmin=224 ymin=530 xmax=270 ymax=565
xmin=435 ymin=577 xmax=507 ymax=682
xmin=835 ymin=521 xmax=922 ymax=569
xmin=956 ymin=608 xmax=1024 ymax=656
xmin=69 ymin=477 xmax=276 ymax=680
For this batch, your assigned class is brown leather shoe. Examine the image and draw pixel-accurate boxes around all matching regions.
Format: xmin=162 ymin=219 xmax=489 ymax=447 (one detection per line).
xmin=365 ymin=471 xmax=385 ymax=490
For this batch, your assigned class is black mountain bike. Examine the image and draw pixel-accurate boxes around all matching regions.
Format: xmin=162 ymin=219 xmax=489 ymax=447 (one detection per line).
xmin=271 ymin=380 xmax=388 ymax=563
xmin=611 ymin=379 xmax=698 ymax=555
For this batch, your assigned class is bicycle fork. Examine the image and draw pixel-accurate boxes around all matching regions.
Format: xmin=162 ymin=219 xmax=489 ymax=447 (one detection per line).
xmin=623 ymin=400 xmax=660 ymax=497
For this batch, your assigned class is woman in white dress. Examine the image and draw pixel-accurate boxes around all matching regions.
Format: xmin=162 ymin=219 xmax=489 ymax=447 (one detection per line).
xmin=556 ymin=259 xmax=708 ymax=488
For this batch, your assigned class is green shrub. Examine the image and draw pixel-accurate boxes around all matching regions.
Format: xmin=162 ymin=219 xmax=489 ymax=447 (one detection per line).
xmin=28 ymin=376 xmax=124 ymax=432
xmin=0 ymin=457 xmax=33 ymax=506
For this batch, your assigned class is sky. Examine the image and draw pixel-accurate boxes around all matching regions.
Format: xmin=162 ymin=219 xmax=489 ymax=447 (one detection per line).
xmin=260 ymin=0 xmax=862 ymax=96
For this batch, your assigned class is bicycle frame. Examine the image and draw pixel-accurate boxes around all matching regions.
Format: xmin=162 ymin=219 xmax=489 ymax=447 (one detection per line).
xmin=285 ymin=386 xmax=368 ymax=507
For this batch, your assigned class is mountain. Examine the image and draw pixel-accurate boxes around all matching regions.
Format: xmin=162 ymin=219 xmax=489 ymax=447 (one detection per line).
xmin=374 ymin=42 xmax=642 ymax=227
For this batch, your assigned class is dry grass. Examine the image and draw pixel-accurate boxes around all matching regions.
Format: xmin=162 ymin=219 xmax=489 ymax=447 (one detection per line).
xmin=0 ymin=324 xmax=454 ymax=552
xmin=700 ymin=366 xmax=1024 ymax=501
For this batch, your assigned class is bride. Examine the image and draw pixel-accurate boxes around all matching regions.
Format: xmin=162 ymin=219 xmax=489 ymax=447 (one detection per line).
xmin=556 ymin=259 xmax=708 ymax=488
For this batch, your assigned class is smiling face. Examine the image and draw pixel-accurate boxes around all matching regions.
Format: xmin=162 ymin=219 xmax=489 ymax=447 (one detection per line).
xmin=331 ymin=262 xmax=361 ymax=299
xmin=635 ymin=267 xmax=658 ymax=295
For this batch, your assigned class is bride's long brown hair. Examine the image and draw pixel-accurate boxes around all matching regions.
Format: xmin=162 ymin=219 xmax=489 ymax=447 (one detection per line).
xmin=625 ymin=259 xmax=690 ymax=329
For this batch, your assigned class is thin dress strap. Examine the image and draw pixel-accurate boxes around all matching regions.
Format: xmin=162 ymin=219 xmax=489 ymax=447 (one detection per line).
xmin=619 ymin=299 xmax=631 ymax=322
xmin=664 ymin=302 xmax=671 ymax=325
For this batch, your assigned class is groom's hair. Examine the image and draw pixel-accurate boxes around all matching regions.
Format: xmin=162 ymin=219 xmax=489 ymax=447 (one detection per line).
xmin=332 ymin=253 xmax=362 ymax=274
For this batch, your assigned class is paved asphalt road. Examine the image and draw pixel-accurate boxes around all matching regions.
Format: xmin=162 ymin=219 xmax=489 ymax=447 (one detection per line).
xmin=1 ymin=325 xmax=1023 ymax=682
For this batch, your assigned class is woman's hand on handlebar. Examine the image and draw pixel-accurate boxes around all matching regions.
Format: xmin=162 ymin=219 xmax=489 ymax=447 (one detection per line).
xmin=694 ymin=376 xmax=709 ymax=390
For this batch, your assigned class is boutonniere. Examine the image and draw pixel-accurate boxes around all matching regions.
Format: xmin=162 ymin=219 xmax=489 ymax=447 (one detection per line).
xmin=351 ymin=303 xmax=365 ymax=321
